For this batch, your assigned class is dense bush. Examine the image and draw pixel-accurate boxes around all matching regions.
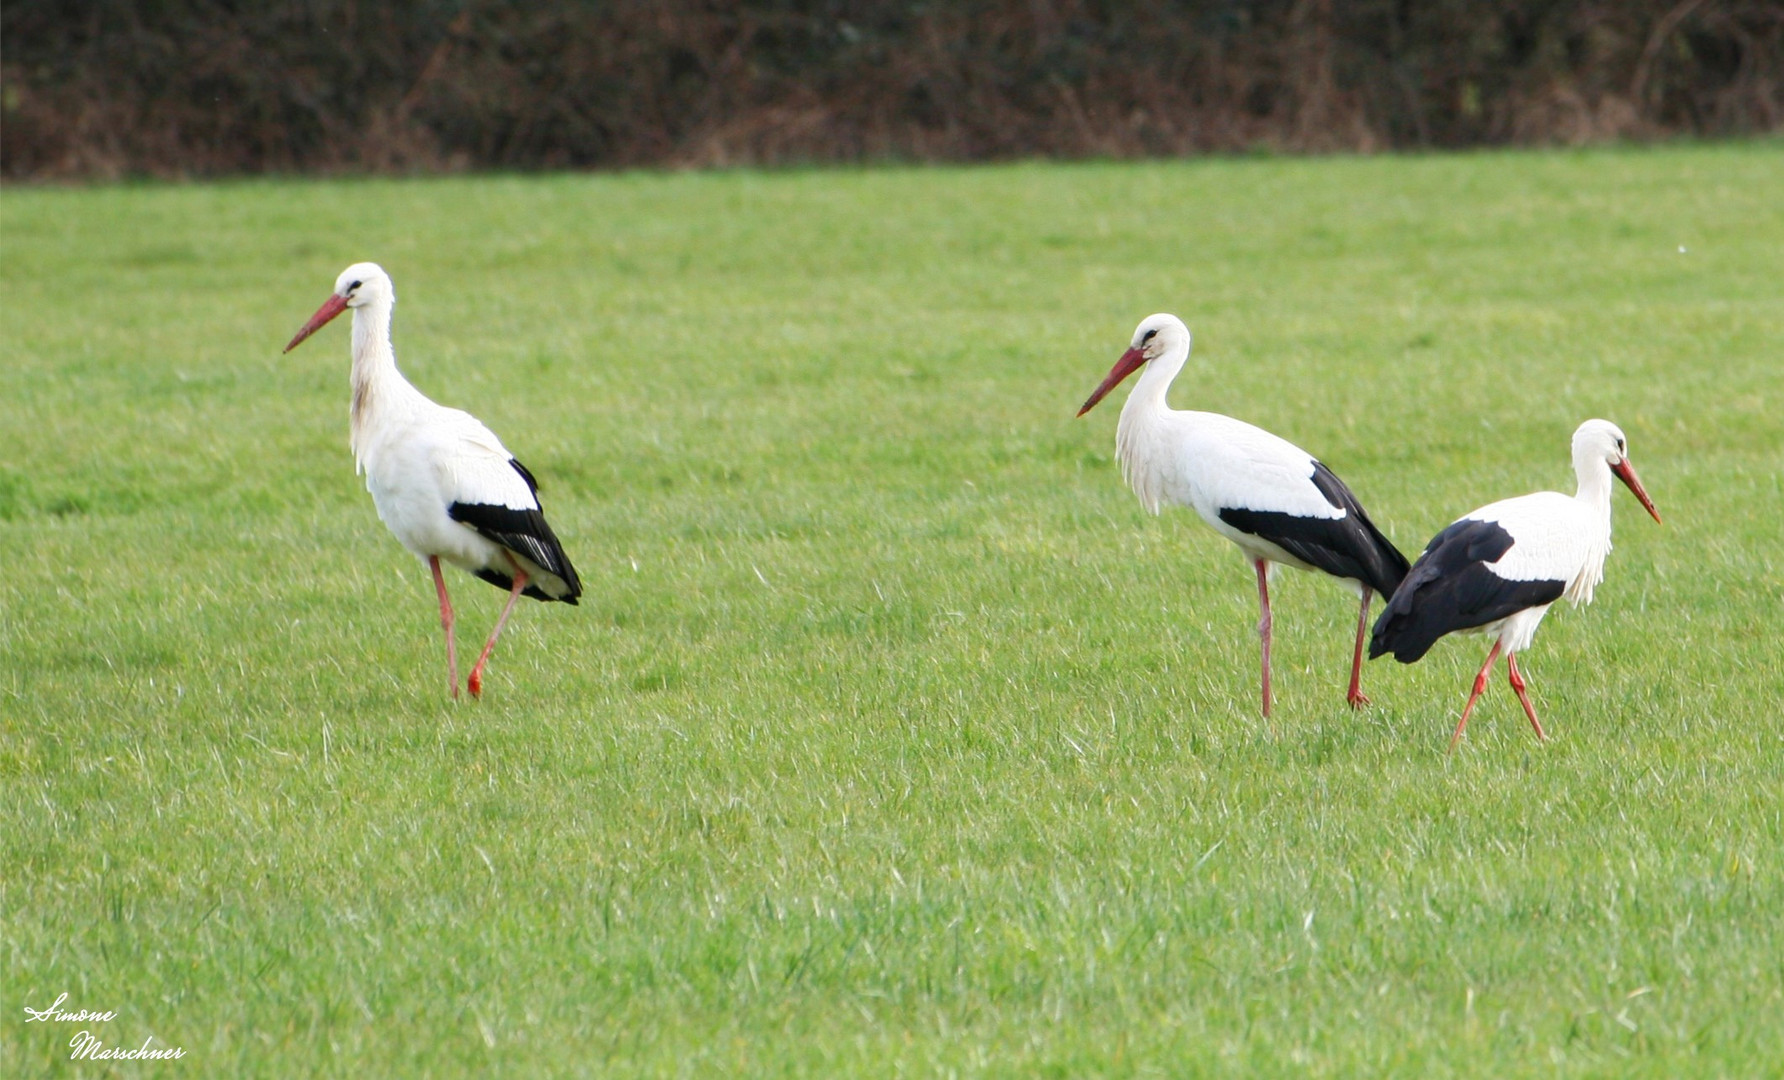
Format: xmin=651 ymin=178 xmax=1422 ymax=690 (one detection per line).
xmin=4 ymin=0 xmax=1779 ymax=178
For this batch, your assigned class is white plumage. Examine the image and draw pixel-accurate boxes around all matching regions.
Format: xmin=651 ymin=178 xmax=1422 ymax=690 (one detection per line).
xmin=1371 ymin=419 xmax=1661 ymax=748
xmin=1121 ymin=411 xmax=1352 ymax=557
xmin=1080 ymin=314 xmax=1409 ymax=716
xmin=285 ymin=263 xmax=580 ymax=699
xmin=354 ymin=390 xmax=564 ymax=591
xmin=1468 ymin=491 xmax=1614 ymax=608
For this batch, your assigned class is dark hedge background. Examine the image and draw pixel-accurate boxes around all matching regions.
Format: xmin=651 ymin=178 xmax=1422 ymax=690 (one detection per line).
xmin=4 ymin=0 xmax=1780 ymax=179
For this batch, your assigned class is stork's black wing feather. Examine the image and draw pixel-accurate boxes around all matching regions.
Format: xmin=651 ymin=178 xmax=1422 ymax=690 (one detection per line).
xmin=449 ymin=459 xmax=582 ymax=604
xmin=1368 ymin=518 xmax=1563 ymax=663
xmin=1217 ymin=461 xmax=1410 ymax=597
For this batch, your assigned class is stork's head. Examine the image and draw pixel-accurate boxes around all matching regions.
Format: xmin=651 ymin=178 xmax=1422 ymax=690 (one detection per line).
xmin=1077 ymin=313 xmax=1190 ymax=416
xmin=1574 ymin=419 xmax=1661 ymax=523
xmin=283 ymin=262 xmax=394 ymax=353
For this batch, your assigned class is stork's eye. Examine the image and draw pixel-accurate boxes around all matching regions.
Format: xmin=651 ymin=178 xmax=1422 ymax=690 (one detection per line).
xmin=1616 ymin=438 xmax=1625 ymax=453
xmin=1141 ymin=328 xmax=1158 ymax=343
xmin=348 ymin=280 xmax=363 ymax=292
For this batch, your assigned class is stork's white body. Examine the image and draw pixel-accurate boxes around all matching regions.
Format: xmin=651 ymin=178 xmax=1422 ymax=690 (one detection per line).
xmin=285 ymin=262 xmax=579 ymax=698
xmin=1119 ymin=406 xmax=1360 ymax=583
xmin=1442 ymin=487 xmax=1614 ymax=655
xmin=348 ymin=299 xmax=558 ymax=587
xmin=357 ymin=405 xmax=518 ymax=574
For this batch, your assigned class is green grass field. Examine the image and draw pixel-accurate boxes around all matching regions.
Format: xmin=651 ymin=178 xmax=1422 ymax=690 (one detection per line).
xmin=4 ymin=143 xmax=1781 ymax=1076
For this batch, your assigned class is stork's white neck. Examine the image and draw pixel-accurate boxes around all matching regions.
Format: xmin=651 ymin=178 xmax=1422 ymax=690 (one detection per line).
xmin=1114 ymin=333 xmax=1192 ymax=514
xmin=1123 ymin=338 xmax=1190 ymax=416
xmin=1564 ymin=447 xmax=1617 ymax=605
xmin=1573 ymin=453 xmax=1616 ymax=511
xmin=348 ymin=297 xmax=417 ymax=469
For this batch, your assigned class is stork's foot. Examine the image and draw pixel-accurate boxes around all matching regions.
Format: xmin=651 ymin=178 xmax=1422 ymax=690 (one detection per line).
xmin=468 ymin=669 xmax=484 ymax=700
xmin=1347 ymin=689 xmax=1371 ymax=709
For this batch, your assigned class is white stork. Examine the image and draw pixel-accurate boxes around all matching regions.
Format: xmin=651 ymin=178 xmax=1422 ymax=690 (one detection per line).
xmin=283 ymin=263 xmax=581 ymax=699
xmin=1078 ymin=314 xmax=1410 ymax=716
xmin=1370 ymin=419 xmax=1661 ymax=749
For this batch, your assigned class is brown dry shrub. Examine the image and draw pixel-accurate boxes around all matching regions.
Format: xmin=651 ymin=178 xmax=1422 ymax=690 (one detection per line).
xmin=3 ymin=0 xmax=1779 ymax=180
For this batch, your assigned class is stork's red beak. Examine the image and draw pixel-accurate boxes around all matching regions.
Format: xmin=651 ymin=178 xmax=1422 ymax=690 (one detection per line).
xmin=1077 ymin=347 xmax=1148 ymax=417
xmin=1612 ymin=458 xmax=1662 ymax=524
xmin=283 ymin=293 xmax=350 ymax=354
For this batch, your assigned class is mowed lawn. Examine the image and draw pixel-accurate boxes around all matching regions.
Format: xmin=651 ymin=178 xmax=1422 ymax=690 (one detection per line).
xmin=3 ymin=144 xmax=1781 ymax=1077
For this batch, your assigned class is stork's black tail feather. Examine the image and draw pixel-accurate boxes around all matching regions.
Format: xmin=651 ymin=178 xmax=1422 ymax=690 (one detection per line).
xmin=1309 ymin=460 xmax=1411 ymax=598
xmin=1346 ymin=499 xmax=1412 ymax=599
xmin=1369 ymin=560 xmax=1448 ymax=663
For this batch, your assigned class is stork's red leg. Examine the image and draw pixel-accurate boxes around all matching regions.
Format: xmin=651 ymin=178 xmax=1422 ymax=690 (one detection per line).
xmin=467 ymin=567 xmax=528 ymax=700
xmin=1506 ymin=654 xmax=1548 ymax=742
xmin=429 ymin=556 xmax=459 ymax=700
xmin=1449 ymin=641 xmax=1502 ymax=752
xmin=1347 ymin=587 xmax=1373 ymax=708
xmin=1254 ymin=558 xmax=1274 ymax=718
